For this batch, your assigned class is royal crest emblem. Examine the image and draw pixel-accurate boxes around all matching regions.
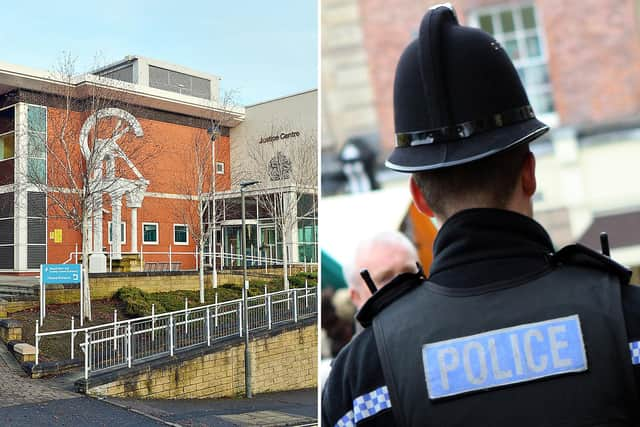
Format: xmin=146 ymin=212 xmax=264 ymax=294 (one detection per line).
xmin=268 ymin=151 xmax=292 ymax=181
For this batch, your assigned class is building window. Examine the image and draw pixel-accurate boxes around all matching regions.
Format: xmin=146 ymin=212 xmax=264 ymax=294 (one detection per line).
xmin=0 ymin=159 xmax=14 ymax=187
xmin=26 ymin=105 xmax=47 ymax=184
xmin=97 ymin=63 xmax=134 ymax=83
xmin=108 ymin=221 xmax=127 ymax=244
xmin=27 ymin=191 xmax=46 ymax=269
xmin=148 ymin=65 xmax=211 ymax=100
xmin=27 ymin=159 xmax=46 ymax=183
xmin=216 ymin=161 xmax=225 ymax=174
xmin=471 ymin=4 xmax=555 ymax=117
xmin=298 ymin=219 xmax=317 ymax=263
xmin=174 ymin=224 xmax=188 ymax=245
xmin=297 ymin=192 xmax=318 ymax=263
xmin=0 ymin=133 xmax=15 ymax=160
xmin=0 ymin=192 xmax=14 ymax=269
xmin=143 ymin=222 xmax=159 ymax=244
xmin=0 ymin=106 xmax=15 ymax=186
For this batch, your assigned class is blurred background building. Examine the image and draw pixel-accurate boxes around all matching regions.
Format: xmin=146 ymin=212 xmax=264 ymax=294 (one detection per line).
xmin=322 ymin=0 xmax=640 ymax=282
xmin=321 ymin=0 xmax=380 ymax=195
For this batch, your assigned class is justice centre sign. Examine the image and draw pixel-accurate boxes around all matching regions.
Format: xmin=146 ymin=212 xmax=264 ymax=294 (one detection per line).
xmin=259 ymin=131 xmax=301 ymax=144
xmin=422 ymin=315 xmax=587 ymax=399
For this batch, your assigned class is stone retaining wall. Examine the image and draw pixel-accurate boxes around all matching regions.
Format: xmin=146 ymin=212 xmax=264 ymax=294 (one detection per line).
xmin=36 ymin=271 xmax=281 ymax=306
xmin=83 ymin=320 xmax=317 ymax=399
xmin=0 ymin=319 xmax=22 ymax=343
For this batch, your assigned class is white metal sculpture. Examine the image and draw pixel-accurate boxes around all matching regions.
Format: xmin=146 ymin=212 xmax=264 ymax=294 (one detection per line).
xmin=79 ymin=108 xmax=147 ymax=270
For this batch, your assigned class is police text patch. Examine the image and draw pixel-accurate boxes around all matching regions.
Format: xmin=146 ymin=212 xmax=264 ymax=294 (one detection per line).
xmin=422 ymin=315 xmax=587 ymax=399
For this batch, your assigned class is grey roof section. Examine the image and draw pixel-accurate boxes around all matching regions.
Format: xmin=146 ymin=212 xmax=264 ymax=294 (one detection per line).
xmin=578 ymin=210 xmax=640 ymax=251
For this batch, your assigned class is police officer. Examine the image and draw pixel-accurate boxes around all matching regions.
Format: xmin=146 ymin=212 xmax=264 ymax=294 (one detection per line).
xmin=322 ymin=4 xmax=640 ymax=426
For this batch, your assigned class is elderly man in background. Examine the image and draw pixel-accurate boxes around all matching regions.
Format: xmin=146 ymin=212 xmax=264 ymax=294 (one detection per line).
xmin=321 ymin=231 xmax=420 ymax=390
xmin=346 ymin=231 xmax=419 ymax=311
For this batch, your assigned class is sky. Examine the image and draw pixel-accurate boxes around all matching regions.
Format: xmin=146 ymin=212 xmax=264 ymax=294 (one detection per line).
xmin=0 ymin=0 xmax=317 ymax=105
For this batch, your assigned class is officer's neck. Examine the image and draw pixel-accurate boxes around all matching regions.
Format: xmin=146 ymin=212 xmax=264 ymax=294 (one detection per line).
xmin=434 ymin=196 xmax=533 ymax=228
xmin=429 ymin=207 xmax=554 ymax=288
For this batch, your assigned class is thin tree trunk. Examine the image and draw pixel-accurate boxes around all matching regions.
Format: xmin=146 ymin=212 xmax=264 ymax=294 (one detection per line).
xmin=211 ymin=214 xmax=218 ymax=289
xmin=81 ymin=213 xmax=92 ymax=321
xmin=199 ymin=239 xmax=205 ymax=303
xmin=282 ymin=228 xmax=289 ymax=290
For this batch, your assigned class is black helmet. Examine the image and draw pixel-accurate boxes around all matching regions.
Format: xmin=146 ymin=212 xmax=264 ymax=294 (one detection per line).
xmin=386 ymin=4 xmax=549 ymax=172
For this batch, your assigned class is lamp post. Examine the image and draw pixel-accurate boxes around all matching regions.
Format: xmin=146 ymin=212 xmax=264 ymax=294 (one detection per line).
xmin=207 ymin=127 xmax=218 ymax=289
xmin=241 ymin=179 xmax=259 ymax=398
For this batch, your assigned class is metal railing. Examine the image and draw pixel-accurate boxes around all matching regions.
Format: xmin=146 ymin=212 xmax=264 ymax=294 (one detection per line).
xmin=63 ymin=242 xmax=318 ymax=272
xmin=35 ymin=287 xmax=317 ymax=379
xmin=62 ymin=246 xmax=318 ymax=274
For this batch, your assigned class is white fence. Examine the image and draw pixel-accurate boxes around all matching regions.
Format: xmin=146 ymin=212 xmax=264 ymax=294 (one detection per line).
xmin=35 ymin=287 xmax=317 ymax=379
xmin=62 ymin=246 xmax=318 ymax=274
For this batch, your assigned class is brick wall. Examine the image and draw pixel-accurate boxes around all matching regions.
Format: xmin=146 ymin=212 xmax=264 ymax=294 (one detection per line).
xmin=0 ymin=269 xmax=305 ymax=315
xmin=35 ymin=271 xmax=274 ymax=306
xmin=86 ymin=322 xmax=317 ymax=399
xmin=358 ymin=0 xmax=640 ymax=155
xmin=6 ymin=300 xmax=39 ymax=315
xmin=251 ymin=323 xmax=317 ymax=394
xmin=44 ymin=105 xmax=232 ymax=270
xmin=536 ymin=0 xmax=640 ymax=125
xmin=357 ymin=0 xmax=430 ymax=155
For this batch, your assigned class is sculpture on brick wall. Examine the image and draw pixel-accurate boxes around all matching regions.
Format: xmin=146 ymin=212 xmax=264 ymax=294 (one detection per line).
xmin=79 ymin=108 xmax=148 ymax=271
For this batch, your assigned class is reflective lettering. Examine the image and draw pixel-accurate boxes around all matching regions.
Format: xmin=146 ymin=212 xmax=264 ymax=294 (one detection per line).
xmin=422 ymin=315 xmax=587 ymax=399
xmin=463 ymin=341 xmax=488 ymax=385
xmin=524 ymin=329 xmax=548 ymax=372
xmin=437 ymin=347 xmax=459 ymax=390
xmin=510 ymin=333 xmax=524 ymax=375
xmin=548 ymin=325 xmax=572 ymax=368
xmin=488 ymin=338 xmax=512 ymax=380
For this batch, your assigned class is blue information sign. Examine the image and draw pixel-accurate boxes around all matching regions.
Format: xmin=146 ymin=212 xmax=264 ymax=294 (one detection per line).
xmin=41 ymin=264 xmax=81 ymax=285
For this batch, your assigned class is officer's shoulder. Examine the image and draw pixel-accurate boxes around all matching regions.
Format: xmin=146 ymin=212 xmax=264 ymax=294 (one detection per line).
xmin=332 ymin=326 xmax=378 ymax=370
xmin=553 ymin=243 xmax=632 ymax=284
xmin=322 ymin=330 xmax=373 ymax=426
xmin=356 ymin=270 xmax=424 ymax=328
xmin=325 ymin=327 xmax=383 ymax=397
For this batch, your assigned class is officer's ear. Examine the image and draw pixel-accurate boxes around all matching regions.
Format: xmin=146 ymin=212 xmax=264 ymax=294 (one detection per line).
xmin=521 ymin=151 xmax=537 ymax=198
xmin=410 ymin=176 xmax=435 ymax=217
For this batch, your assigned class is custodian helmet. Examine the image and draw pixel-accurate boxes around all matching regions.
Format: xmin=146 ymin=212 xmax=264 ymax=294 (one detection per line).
xmin=386 ymin=4 xmax=549 ymax=172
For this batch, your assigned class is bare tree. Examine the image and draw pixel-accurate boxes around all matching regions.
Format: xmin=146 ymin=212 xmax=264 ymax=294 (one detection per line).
xmin=171 ymin=129 xmax=210 ymax=303
xmin=245 ymin=126 xmax=317 ymax=289
xmin=25 ymin=53 xmax=159 ymax=321
xmin=172 ymin=91 xmax=241 ymax=302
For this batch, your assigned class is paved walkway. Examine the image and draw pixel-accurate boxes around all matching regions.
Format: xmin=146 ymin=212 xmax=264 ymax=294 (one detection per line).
xmin=0 ymin=339 xmax=77 ymax=407
xmin=107 ymin=389 xmax=318 ymax=426
xmin=0 ymin=342 xmax=317 ymax=426
xmin=0 ymin=343 xmax=165 ymax=426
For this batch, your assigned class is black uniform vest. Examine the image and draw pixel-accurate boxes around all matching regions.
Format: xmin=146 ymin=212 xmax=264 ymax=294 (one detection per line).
xmin=373 ymin=264 xmax=638 ymax=426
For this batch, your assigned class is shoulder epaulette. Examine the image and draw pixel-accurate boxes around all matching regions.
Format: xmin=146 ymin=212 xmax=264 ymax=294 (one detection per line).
xmin=356 ymin=271 xmax=424 ymax=328
xmin=553 ymin=243 xmax=632 ymax=285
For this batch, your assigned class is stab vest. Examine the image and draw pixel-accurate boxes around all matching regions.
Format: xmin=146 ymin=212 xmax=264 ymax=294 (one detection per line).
xmin=372 ymin=263 xmax=638 ymax=426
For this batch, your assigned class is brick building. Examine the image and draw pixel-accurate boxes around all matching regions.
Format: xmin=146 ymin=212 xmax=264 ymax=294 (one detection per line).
xmin=353 ymin=0 xmax=640 ymax=275
xmin=321 ymin=0 xmax=381 ymax=195
xmin=0 ymin=56 xmax=317 ymax=274
xmin=359 ymin=0 xmax=640 ymax=153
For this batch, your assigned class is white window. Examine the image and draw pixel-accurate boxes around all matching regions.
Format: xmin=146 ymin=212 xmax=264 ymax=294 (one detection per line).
xmin=216 ymin=161 xmax=225 ymax=174
xmin=108 ymin=221 xmax=127 ymax=244
xmin=470 ymin=4 xmax=556 ymax=123
xmin=142 ymin=222 xmax=159 ymax=244
xmin=174 ymin=224 xmax=189 ymax=245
